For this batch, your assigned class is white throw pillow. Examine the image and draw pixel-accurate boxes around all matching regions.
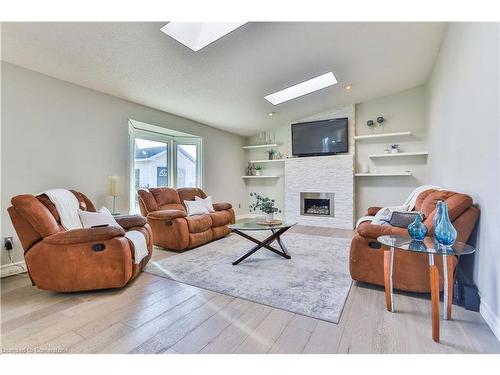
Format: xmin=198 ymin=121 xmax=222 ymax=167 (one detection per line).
xmin=78 ymin=206 xmax=120 ymax=228
xmin=195 ymin=195 xmax=215 ymax=213
xmin=184 ymin=199 xmax=209 ymax=216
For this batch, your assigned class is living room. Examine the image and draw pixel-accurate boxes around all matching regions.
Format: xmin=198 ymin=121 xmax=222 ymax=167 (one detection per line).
xmin=1 ymin=1 xmax=500 ymax=373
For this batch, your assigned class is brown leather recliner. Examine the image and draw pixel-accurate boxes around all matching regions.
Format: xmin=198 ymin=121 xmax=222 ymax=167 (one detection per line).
xmin=138 ymin=187 xmax=235 ymax=250
xmin=7 ymin=190 xmax=153 ymax=292
xmin=350 ymin=189 xmax=480 ymax=293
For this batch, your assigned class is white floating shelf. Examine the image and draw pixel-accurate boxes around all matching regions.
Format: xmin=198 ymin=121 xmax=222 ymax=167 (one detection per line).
xmin=355 ymin=172 xmax=412 ymax=177
xmin=241 ymin=175 xmax=280 ymax=179
xmin=249 ymin=159 xmax=285 ymax=164
xmin=354 ymin=131 xmax=412 ymax=140
xmin=242 ymin=143 xmax=279 ymax=149
xmin=369 ymin=151 xmax=428 ymax=158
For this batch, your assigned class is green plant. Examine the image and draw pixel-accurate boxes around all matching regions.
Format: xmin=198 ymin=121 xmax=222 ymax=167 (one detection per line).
xmin=254 ymin=165 xmax=263 ymax=171
xmin=249 ymin=192 xmax=281 ymax=214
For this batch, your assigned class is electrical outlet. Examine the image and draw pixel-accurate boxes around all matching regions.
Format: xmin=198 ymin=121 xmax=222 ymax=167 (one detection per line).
xmin=4 ymin=237 xmax=14 ymax=251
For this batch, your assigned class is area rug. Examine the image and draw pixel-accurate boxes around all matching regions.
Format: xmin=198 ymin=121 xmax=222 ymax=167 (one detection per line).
xmin=145 ymin=232 xmax=352 ymax=323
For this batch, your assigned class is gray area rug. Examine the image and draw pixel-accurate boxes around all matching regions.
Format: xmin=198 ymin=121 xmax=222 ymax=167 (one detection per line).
xmin=145 ymin=232 xmax=352 ymax=323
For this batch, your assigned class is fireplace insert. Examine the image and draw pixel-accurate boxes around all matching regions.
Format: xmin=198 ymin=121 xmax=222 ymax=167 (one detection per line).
xmin=300 ymin=192 xmax=335 ymax=217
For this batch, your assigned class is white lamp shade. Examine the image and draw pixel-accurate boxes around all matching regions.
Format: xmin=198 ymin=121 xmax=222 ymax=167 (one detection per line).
xmin=107 ymin=175 xmax=121 ymax=196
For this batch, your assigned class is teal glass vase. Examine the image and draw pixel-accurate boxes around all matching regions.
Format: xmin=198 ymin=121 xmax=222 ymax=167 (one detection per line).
xmin=434 ymin=202 xmax=457 ymax=246
xmin=432 ymin=200 xmax=444 ymax=232
xmin=408 ymin=213 xmax=427 ymax=241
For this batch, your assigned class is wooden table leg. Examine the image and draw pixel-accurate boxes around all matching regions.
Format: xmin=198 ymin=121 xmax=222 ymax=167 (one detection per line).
xmin=384 ymin=248 xmax=394 ymax=312
xmin=429 ymin=263 xmax=440 ymax=342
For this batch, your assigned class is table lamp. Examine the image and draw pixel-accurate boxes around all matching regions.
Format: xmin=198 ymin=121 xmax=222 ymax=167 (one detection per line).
xmin=107 ymin=175 xmax=122 ymax=215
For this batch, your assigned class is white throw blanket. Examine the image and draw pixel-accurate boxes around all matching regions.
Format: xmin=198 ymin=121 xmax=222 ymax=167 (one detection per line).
xmin=356 ymin=185 xmax=442 ymax=228
xmin=43 ymin=188 xmax=148 ymax=264
xmin=44 ymin=189 xmax=83 ymax=230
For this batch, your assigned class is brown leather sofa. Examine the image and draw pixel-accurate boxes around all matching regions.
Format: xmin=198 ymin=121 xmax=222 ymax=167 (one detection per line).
xmin=350 ymin=189 xmax=479 ymax=292
xmin=138 ymin=187 xmax=235 ymax=250
xmin=7 ymin=190 xmax=153 ymax=292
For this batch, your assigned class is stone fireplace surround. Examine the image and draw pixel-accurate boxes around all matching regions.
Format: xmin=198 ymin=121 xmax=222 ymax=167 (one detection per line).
xmin=284 ymin=154 xmax=354 ymax=229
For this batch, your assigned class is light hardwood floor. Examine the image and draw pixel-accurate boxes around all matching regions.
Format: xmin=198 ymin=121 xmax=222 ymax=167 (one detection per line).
xmin=1 ymin=225 xmax=499 ymax=354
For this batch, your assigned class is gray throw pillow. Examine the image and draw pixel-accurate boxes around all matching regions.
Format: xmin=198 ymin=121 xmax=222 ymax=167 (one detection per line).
xmin=389 ymin=211 xmax=424 ymax=228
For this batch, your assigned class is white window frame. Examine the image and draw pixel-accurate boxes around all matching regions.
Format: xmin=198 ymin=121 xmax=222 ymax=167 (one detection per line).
xmin=128 ymin=122 xmax=203 ymax=213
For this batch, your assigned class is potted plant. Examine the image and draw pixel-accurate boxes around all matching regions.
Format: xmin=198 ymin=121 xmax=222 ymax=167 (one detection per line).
xmin=249 ymin=193 xmax=281 ymax=222
xmin=254 ymin=165 xmax=263 ymax=176
xmin=266 ymin=149 xmax=276 ymax=160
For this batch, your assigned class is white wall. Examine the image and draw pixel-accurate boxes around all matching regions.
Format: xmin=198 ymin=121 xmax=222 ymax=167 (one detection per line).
xmin=355 ymin=86 xmax=428 ymax=218
xmin=1 ymin=62 xmax=247 ymax=266
xmin=426 ymin=23 xmax=500 ymax=337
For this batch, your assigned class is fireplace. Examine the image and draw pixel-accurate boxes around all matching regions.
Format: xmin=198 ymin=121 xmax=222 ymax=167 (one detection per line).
xmin=300 ymin=192 xmax=335 ymax=217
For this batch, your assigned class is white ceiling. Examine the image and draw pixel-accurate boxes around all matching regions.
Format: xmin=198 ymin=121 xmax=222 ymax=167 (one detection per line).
xmin=1 ymin=22 xmax=446 ymax=136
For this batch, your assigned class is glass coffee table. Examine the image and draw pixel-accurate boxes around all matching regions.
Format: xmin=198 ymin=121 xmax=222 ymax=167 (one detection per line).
xmin=229 ymin=220 xmax=297 ymax=265
xmin=377 ymin=235 xmax=475 ymax=342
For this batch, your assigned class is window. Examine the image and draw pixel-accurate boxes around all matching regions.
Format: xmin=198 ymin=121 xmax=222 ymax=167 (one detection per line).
xmin=129 ymin=121 xmax=202 ymax=213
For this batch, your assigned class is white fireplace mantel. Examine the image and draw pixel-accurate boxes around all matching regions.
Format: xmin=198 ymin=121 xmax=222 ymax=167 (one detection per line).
xmin=284 ymin=154 xmax=354 ymax=229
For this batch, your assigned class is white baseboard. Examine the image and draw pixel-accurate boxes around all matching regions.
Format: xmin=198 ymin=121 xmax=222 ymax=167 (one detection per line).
xmin=480 ymin=299 xmax=500 ymax=342
xmin=0 ymin=261 xmax=27 ymax=278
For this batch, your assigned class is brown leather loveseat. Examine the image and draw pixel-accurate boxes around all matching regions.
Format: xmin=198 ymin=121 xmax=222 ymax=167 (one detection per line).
xmin=138 ymin=187 xmax=235 ymax=250
xmin=350 ymin=189 xmax=479 ymax=293
xmin=7 ymin=190 xmax=153 ymax=292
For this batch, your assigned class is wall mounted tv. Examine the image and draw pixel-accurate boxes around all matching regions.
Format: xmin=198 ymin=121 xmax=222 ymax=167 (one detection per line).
xmin=291 ymin=117 xmax=348 ymax=157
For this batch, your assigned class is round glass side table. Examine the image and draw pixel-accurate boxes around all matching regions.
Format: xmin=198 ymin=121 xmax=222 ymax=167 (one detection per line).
xmin=377 ymin=235 xmax=475 ymax=342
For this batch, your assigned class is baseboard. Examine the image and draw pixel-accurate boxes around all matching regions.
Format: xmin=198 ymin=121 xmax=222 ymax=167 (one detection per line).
xmin=0 ymin=261 xmax=27 ymax=278
xmin=480 ymin=298 xmax=500 ymax=342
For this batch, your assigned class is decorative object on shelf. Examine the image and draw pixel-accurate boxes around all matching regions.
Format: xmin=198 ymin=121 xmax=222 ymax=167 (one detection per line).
xmin=390 ymin=144 xmax=400 ymax=154
xmin=434 ymin=201 xmax=457 ymax=246
xmin=246 ymin=162 xmax=255 ymax=176
xmin=275 ymin=151 xmax=284 ymax=160
xmin=249 ymin=192 xmax=281 ymax=222
xmin=359 ymin=162 xmax=369 ymax=173
xmin=266 ymin=149 xmax=276 ymax=160
xmin=383 ymin=148 xmax=390 ymax=154
xmin=407 ymin=213 xmax=428 ymax=241
xmin=377 ymin=116 xmax=385 ymax=125
xmin=366 ymin=120 xmax=375 ymax=129
xmin=107 ymin=175 xmax=122 ymax=215
xmin=254 ymin=166 xmax=263 ymax=176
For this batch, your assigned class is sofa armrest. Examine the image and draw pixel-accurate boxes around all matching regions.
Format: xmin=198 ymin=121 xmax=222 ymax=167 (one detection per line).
xmin=213 ymin=202 xmax=232 ymax=211
xmin=357 ymin=222 xmax=408 ymax=239
xmin=115 ymin=215 xmax=147 ymax=230
xmin=148 ymin=209 xmax=187 ymax=220
xmin=366 ymin=206 xmax=383 ymax=216
xmin=44 ymin=226 xmax=125 ymax=245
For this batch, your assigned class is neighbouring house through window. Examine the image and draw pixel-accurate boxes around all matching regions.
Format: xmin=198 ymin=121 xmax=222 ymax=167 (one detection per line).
xmin=129 ymin=119 xmax=203 ymax=213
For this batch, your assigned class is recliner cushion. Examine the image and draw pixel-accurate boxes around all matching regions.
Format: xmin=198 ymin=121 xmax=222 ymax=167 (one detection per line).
xmin=150 ymin=187 xmax=181 ymax=207
xmin=185 ymin=214 xmax=212 ymax=233
xmin=210 ymin=211 xmax=232 ymax=227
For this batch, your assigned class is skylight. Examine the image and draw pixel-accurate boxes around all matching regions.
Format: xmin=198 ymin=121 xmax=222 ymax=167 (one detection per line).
xmin=264 ymin=72 xmax=338 ymax=105
xmin=160 ymin=22 xmax=246 ymax=52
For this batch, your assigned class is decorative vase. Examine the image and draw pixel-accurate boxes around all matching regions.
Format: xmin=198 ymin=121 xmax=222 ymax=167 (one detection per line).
xmin=434 ymin=202 xmax=457 ymax=246
xmin=255 ymin=170 xmax=261 ymax=176
xmin=408 ymin=213 xmax=427 ymax=241
xmin=265 ymin=212 xmax=274 ymax=222
xmin=432 ymin=200 xmax=444 ymax=234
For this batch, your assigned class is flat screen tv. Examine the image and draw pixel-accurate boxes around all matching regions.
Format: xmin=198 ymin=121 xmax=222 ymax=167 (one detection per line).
xmin=291 ymin=117 xmax=348 ymax=157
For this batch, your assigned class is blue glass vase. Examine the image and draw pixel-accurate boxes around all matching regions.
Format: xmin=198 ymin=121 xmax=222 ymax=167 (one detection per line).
xmin=434 ymin=202 xmax=457 ymax=246
xmin=408 ymin=213 xmax=427 ymax=241
xmin=432 ymin=200 xmax=444 ymax=232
